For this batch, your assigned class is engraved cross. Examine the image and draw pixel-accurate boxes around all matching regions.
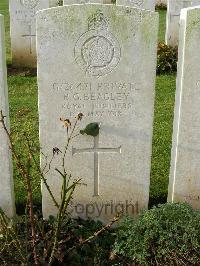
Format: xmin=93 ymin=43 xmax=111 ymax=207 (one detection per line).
xmin=72 ymin=136 xmax=121 ymax=196
xmin=22 ymin=25 xmax=36 ymax=54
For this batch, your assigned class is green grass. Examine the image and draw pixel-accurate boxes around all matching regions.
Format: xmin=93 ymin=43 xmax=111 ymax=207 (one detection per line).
xmin=8 ymin=76 xmax=40 ymax=205
xmin=158 ymin=9 xmax=166 ymax=42
xmin=0 ymin=0 xmax=175 ymax=208
xmin=150 ymin=75 xmax=176 ymax=204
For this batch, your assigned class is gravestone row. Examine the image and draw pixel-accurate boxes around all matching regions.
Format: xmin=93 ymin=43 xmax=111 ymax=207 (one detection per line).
xmin=1 ymin=2 xmax=200 ymax=222
xmin=166 ymin=0 xmax=200 ymax=47
xmin=64 ymin=0 xmax=156 ymax=9
xmin=9 ymin=0 xmax=156 ymax=68
xmin=8 ymin=0 xmax=200 ymax=68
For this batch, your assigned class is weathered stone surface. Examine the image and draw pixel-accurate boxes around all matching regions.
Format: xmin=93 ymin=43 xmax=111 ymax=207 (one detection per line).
xmin=169 ymin=6 xmax=200 ymax=209
xmin=166 ymin=0 xmax=200 ymax=47
xmin=0 ymin=15 xmax=15 ymax=218
xmin=9 ymin=0 xmax=58 ymax=68
xmin=37 ymin=5 xmax=158 ymax=222
xmin=116 ymin=0 xmax=156 ymax=10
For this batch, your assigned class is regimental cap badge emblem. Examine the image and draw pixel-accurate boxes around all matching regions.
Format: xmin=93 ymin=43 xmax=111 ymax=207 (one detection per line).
xmin=74 ymin=11 xmax=121 ymax=77
xmin=20 ymin=0 xmax=39 ymax=9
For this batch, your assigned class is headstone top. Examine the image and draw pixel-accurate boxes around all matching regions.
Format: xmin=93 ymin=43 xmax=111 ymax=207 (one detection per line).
xmin=116 ymin=0 xmax=156 ymax=11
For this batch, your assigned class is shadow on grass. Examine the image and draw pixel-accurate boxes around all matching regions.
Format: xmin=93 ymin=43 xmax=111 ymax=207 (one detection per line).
xmin=7 ymin=64 xmax=37 ymax=77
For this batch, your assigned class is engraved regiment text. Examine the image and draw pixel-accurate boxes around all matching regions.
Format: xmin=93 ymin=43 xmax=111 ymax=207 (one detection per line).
xmin=52 ymin=81 xmax=138 ymax=117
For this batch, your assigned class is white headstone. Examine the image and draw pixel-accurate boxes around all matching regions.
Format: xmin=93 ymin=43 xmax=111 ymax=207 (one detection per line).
xmin=37 ymin=5 xmax=158 ymax=222
xmin=9 ymin=0 xmax=58 ymax=68
xmin=168 ymin=6 xmax=200 ymax=209
xmin=0 ymin=15 xmax=15 ymax=218
xmin=166 ymin=0 xmax=200 ymax=47
xmin=116 ymin=0 xmax=156 ymax=10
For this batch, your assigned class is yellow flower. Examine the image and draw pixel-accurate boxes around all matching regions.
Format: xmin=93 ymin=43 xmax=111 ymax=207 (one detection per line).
xmin=76 ymin=113 xmax=84 ymax=121
xmin=60 ymin=118 xmax=71 ymax=128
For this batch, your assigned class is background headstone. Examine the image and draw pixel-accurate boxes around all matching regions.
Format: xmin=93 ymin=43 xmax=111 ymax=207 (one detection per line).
xmin=37 ymin=5 xmax=158 ymax=222
xmin=116 ymin=0 xmax=156 ymax=10
xmin=0 ymin=14 xmax=15 ymax=218
xmin=166 ymin=0 xmax=200 ymax=47
xmin=168 ymin=6 xmax=200 ymax=209
xmin=9 ymin=0 xmax=58 ymax=68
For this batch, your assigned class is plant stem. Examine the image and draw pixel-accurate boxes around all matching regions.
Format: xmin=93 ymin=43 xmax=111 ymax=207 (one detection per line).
xmin=49 ymin=177 xmax=66 ymax=265
xmin=24 ymin=134 xmax=59 ymax=209
xmin=0 ymin=111 xmax=39 ymax=265
xmin=0 ymin=209 xmax=26 ymax=263
xmin=67 ymin=215 xmax=120 ymax=253
xmin=62 ymin=119 xmax=78 ymax=174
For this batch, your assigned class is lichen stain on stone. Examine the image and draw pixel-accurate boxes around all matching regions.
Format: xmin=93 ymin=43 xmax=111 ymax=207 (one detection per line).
xmin=108 ymin=7 xmax=128 ymax=44
xmin=186 ymin=10 xmax=200 ymax=42
xmin=62 ymin=7 xmax=85 ymax=41
xmin=141 ymin=14 xmax=158 ymax=47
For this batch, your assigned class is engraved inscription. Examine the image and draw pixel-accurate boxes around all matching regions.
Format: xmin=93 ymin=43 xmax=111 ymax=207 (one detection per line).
xmin=130 ymin=0 xmax=144 ymax=7
xmin=21 ymin=25 xmax=36 ymax=54
xmin=74 ymin=11 xmax=121 ymax=77
xmin=72 ymin=135 xmax=121 ymax=196
xmin=52 ymin=81 xmax=137 ymax=117
xmin=53 ymin=82 xmax=136 ymax=91
xmin=183 ymin=195 xmax=200 ymax=201
xmin=15 ymin=10 xmax=36 ymax=23
xmin=177 ymin=194 xmax=200 ymax=201
xmin=20 ymin=0 xmax=39 ymax=9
